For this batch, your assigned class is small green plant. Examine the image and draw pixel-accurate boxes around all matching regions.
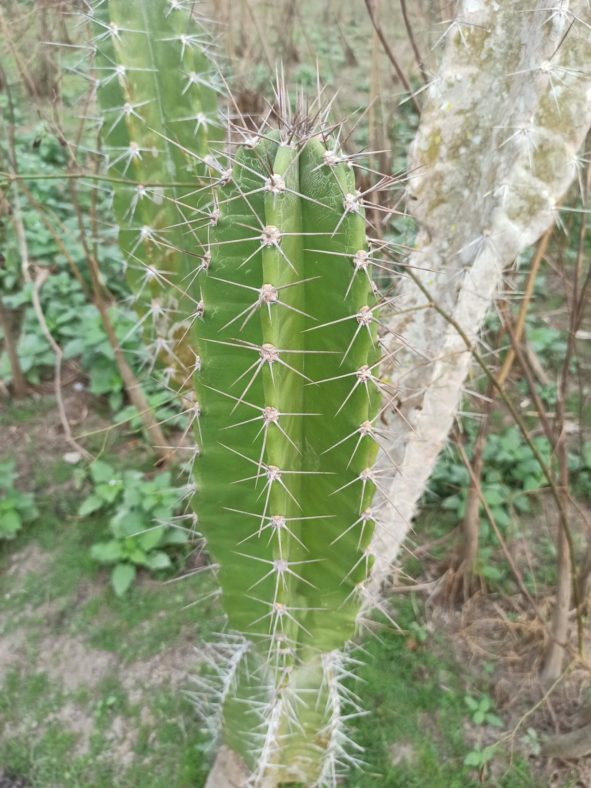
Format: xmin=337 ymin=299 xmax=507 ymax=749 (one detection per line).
xmin=463 ymin=744 xmax=496 ymax=769
xmin=80 ymin=461 xmax=191 ymax=596
xmin=464 ymin=693 xmax=503 ymax=727
xmin=425 ymin=425 xmax=552 ymax=582
xmin=408 ymin=620 xmax=429 ymax=645
xmin=0 ymin=459 xmax=38 ymax=540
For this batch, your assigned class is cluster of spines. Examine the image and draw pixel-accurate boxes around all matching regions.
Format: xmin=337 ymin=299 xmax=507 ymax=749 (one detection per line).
xmin=187 ymin=633 xmax=250 ymax=745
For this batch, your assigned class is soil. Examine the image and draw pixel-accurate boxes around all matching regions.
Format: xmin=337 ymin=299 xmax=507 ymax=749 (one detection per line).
xmin=0 ymin=774 xmax=30 ymax=788
xmin=0 ymin=389 xmax=202 ymax=773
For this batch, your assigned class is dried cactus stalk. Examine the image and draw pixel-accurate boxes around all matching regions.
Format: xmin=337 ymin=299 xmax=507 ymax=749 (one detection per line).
xmin=372 ymin=0 xmax=591 ymax=612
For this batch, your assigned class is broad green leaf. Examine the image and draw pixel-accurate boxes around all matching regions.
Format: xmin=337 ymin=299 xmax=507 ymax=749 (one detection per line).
xmin=138 ymin=525 xmax=166 ymax=551
xmin=0 ymin=509 xmax=22 ymax=538
xmin=145 ymin=551 xmax=172 ymax=570
xmin=90 ymin=460 xmax=116 ymax=484
xmin=78 ymin=494 xmax=104 ymax=517
xmin=90 ymin=540 xmax=124 ymax=564
xmin=111 ymin=563 xmax=136 ymax=597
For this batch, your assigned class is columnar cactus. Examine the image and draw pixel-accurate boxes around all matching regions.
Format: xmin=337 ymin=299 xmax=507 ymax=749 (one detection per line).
xmin=193 ymin=118 xmax=383 ymax=782
xmin=90 ymin=0 xmax=222 ymax=385
xmin=90 ymin=1 xmax=387 ymax=781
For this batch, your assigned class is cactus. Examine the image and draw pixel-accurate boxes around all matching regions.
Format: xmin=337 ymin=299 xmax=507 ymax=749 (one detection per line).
xmin=192 ymin=114 xmax=384 ymax=782
xmin=89 ymin=2 xmax=385 ymax=780
xmin=90 ymin=0 xmax=222 ymax=387
xmin=87 ymin=0 xmax=591 ymax=782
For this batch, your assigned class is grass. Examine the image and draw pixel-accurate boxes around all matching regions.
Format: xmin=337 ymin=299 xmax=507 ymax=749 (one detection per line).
xmin=0 ymin=437 xmax=539 ymax=788
xmin=349 ymin=609 xmax=536 ymax=788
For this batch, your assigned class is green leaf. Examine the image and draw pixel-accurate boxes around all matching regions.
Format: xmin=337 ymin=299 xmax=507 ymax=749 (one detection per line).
xmin=514 ymin=494 xmax=530 ymax=513
xmin=464 ymin=696 xmax=478 ymax=711
xmin=111 ymin=563 xmax=136 ymax=597
xmin=0 ymin=509 xmax=22 ymax=538
xmin=0 ymin=459 xmax=17 ymax=489
xmin=442 ymin=495 xmax=462 ymax=511
xmin=523 ymin=475 xmax=541 ymax=492
xmin=110 ymin=509 xmax=146 ymax=538
xmin=477 ymin=563 xmax=503 ymax=581
xmin=145 ymin=551 xmax=172 ymax=570
xmin=490 ymin=507 xmax=511 ymax=529
xmin=483 ymin=487 xmax=504 ymax=506
xmin=486 ymin=713 xmax=504 ymax=728
xmin=95 ymin=481 xmax=122 ymax=504
xmin=91 ymin=540 xmax=124 ymax=564
xmin=90 ymin=461 xmax=115 ymax=484
xmin=464 ymin=747 xmax=494 ymax=767
xmin=162 ymin=528 xmax=190 ymax=545
xmin=78 ymin=494 xmax=104 ymax=517
xmin=138 ymin=525 xmax=166 ymax=552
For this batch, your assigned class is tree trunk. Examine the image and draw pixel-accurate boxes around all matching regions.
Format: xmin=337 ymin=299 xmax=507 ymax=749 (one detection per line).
xmin=540 ymin=524 xmax=571 ymax=684
xmin=456 ymin=419 xmax=487 ymax=600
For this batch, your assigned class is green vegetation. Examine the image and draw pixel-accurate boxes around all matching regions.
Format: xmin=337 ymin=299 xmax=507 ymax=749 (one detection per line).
xmin=0 ymin=458 xmax=38 ymax=540
xmin=0 ymin=442 xmax=538 ymax=786
xmin=1 ymin=1 xmax=590 ymax=786
xmin=81 ymin=460 xmax=192 ymax=596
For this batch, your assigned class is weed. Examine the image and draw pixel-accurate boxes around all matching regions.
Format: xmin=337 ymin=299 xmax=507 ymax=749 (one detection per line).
xmin=0 ymin=458 xmax=38 ymax=540
xmin=79 ymin=460 xmax=192 ymax=596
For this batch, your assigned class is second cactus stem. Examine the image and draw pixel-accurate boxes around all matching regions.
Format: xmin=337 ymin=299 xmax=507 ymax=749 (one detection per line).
xmin=193 ymin=115 xmax=382 ymax=782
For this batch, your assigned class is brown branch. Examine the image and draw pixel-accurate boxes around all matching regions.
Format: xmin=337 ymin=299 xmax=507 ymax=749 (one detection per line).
xmin=364 ymin=0 xmax=421 ymax=115
xmin=400 ymin=0 xmax=429 ymax=85
xmin=30 ymin=269 xmax=91 ymax=461
xmin=497 ymin=228 xmax=552 ymax=387
xmin=0 ymin=296 xmax=27 ymax=398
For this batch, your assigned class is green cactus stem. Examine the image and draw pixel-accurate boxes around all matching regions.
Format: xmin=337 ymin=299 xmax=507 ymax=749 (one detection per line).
xmin=90 ymin=1 xmax=388 ymax=778
xmin=192 ymin=112 xmax=384 ymax=782
xmin=91 ymin=0 xmax=222 ymax=386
